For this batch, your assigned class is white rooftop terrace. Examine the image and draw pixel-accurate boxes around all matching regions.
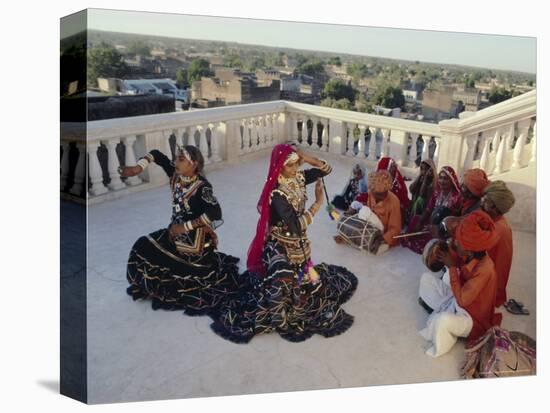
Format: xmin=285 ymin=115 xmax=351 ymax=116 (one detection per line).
xmin=86 ymin=150 xmax=535 ymax=404
xmin=61 ymin=91 xmax=536 ymax=403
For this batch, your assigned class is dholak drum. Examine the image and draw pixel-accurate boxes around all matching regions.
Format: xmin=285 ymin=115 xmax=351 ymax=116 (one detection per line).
xmin=336 ymin=214 xmax=383 ymax=254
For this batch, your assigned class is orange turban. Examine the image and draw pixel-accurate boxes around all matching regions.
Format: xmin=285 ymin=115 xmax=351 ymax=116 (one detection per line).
xmin=368 ymin=170 xmax=392 ymax=193
xmin=463 ymin=168 xmax=490 ymax=197
xmin=455 ymin=210 xmax=498 ymax=252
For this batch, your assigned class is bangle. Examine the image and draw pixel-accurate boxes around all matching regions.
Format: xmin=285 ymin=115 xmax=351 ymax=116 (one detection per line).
xmin=137 ymin=158 xmax=149 ymax=170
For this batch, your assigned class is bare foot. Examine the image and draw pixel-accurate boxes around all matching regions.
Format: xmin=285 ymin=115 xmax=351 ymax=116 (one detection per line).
xmin=333 ymin=235 xmax=345 ymax=244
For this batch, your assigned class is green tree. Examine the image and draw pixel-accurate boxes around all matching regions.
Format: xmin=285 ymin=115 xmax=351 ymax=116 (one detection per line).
xmin=188 ymin=58 xmax=214 ymax=84
xmin=488 ymin=87 xmax=513 ymax=104
xmin=465 ymin=75 xmax=476 ymax=89
xmin=328 ymin=56 xmax=342 ymax=66
xmin=224 ymin=54 xmax=243 ymax=69
xmin=176 ymin=68 xmax=189 ymax=89
xmin=333 ymin=98 xmax=353 ymax=110
xmin=298 ymin=61 xmax=325 ymax=77
xmin=321 ymin=78 xmax=357 ymax=102
xmin=127 ymin=41 xmax=151 ymax=56
xmin=87 ymin=42 xmax=128 ymax=87
xmin=373 ymin=85 xmax=405 ymax=109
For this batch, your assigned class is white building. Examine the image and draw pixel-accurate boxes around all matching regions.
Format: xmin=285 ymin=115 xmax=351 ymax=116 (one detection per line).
xmin=122 ymin=78 xmax=189 ymax=103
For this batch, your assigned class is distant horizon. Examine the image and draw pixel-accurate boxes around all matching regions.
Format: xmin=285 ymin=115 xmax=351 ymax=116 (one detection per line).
xmin=82 ymin=9 xmax=537 ymax=74
xmin=86 ymin=28 xmax=537 ymax=76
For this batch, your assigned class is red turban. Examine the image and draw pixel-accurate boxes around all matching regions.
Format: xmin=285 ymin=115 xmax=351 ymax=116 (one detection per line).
xmin=463 ymin=168 xmax=490 ymax=197
xmin=455 ymin=210 xmax=498 ymax=252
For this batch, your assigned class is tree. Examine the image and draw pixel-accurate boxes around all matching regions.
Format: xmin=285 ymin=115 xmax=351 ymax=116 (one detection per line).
xmin=298 ymin=61 xmax=325 ymax=78
xmin=321 ymin=78 xmax=357 ymax=102
xmin=127 ymin=41 xmax=151 ymax=56
xmin=465 ymin=75 xmax=476 ymax=89
xmin=373 ymin=85 xmax=405 ymax=109
xmin=488 ymin=87 xmax=513 ymax=104
xmin=87 ymin=42 xmax=128 ymax=87
xmin=188 ymin=58 xmax=214 ymax=84
xmin=176 ymin=68 xmax=189 ymax=89
xmin=328 ymin=56 xmax=342 ymax=66
xmin=224 ymin=54 xmax=243 ymax=69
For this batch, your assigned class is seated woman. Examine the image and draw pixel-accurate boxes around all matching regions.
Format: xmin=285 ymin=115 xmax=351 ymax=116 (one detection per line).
xmin=210 ymin=144 xmax=358 ymax=343
xmin=331 ymin=164 xmax=368 ymax=210
xmin=409 ymin=160 xmax=437 ymax=219
xmin=120 ymin=145 xmax=240 ymax=315
xmin=377 ymin=157 xmax=410 ymax=223
xmin=419 ymin=210 xmax=501 ymax=357
xmin=334 ymin=170 xmax=402 ymax=255
xmin=402 ymin=166 xmax=463 ymax=254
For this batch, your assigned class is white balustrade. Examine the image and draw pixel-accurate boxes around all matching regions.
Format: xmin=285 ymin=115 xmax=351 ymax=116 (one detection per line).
xmin=357 ymin=125 xmax=367 ymax=159
xmin=368 ymin=127 xmax=377 ymax=161
xmin=512 ymin=119 xmax=531 ymax=169
xmin=408 ymin=133 xmax=418 ymax=166
xmin=70 ymin=142 xmax=86 ymax=196
xmin=346 ymin=123 xmax=355 ymax=157
xmin=123 ymin=136 xmax=142 ymax=186
xmin=420 ymin=135 xmax=430 ymax=162
xmin=463 ymin=134 xmax=477 ymax=171
xmin=199 ymin=124 xmax=210 ymax=164
xmin=321 ymin=119 xmax=329 ymax=152
xmin=380 ymin=129 xmax=390 ymax=158
xmin=432 ymin=137 xmax=441 ymax=167
xmin=478 ymin=130 xmax=493 ymax=172
xmin=209 ymin=123 xmax=222 ymax=163
xmin=60 ymin=141 xmax=71 ymax=189
xmin=102 ymin=138 xmax=125 ymax=191
xmin=88 ymin=141 xmax=108 ymax=196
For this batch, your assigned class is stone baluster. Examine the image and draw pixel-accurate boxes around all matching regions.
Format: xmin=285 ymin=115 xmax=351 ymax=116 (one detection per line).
xmin=433 ymin=138 xmax=441 ymax=167
xmin=512 ymin=119 xmax=531 ymax=169
xmin=380 ymin=129 xmax=390 ymax=158
xmin=88 ymin=141 xmax=108 ymax=196
xmin=69 ymin=142 xmax=87 ymax=196
xmin=174 ymin=128 xmax=185 ymax=152
xmin=301 ymin=117 xmax=310 ymax=147
xmin=241 ymin=119 xmax=250 ymax=153
xmin=320 ymin=119 xmax=329 ymax=152
xmin=368 ymin=127 xmax=378 ymax=161
xmin=462 ymin=134 xmax=477 ymax=171
xmin=530 ymin=121 xmax=536 ymax=164
xmin=161 ymin=130 xmax=173 ymax=159
xmin=357 ymin=125 xmax=367 ymax=158
xmin=209 ymin=123 xmax=222 ymax=163
xmin=199 ymin=124 xmax=211 ymax=164
xmin=408 ymin=133 xmax=419 ymax=166
xmin=313 ymin=118 xmax=321 ymax=150
xmin=494 ymin=124 xmax=513 ymax=175
xmin=478 ymin=130 xmax=492 ymax=172
xmin=122 ymin=136 xmax=142 ymax=186
xmin=270 ymin=113 xmax=277 ymax=145
xmin=292 ymin=114 xmax=300 ymax=144
xmin=102 ymin=138 xmax=125 ymax=191
xmin=420 ymin=135 xmax=430 ymax=162
xmin=251 ymin=118 xmax=259 ymax=150
xmin=260 ymin=116 xmax=268 ymax=148
xmin=187 ymin=125 xmax=197 ymax=147
xmin=346 ymin=123 xmax=355 ymax=157
xmin=60 ymin=141 xmax=71 ymax=190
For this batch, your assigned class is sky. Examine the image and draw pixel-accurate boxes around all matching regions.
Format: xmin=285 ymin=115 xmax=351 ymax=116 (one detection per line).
xmin=79 ymin=8 xmax=536 ymax=74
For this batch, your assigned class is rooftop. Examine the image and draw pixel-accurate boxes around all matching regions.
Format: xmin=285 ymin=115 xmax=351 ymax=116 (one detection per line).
xmin=83 ymin=150 xmax=536 ymax=404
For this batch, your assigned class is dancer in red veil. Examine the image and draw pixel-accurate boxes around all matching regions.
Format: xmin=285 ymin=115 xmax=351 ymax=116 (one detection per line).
xmin=210 ymin=144 xmax=358 ymax=343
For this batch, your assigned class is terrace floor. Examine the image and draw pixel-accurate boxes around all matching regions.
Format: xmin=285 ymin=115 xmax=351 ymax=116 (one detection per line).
xmin=83 ymin=149 xmax=536 ymax=404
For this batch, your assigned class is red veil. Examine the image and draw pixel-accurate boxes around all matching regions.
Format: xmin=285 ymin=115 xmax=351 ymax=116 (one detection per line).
xmin=377 ymin=157 xmax=410 ymax=209
xmin=439 ymin=165 xmax=461 ymax=193
xmin=247 ymin=144 xmax=295 ymax=276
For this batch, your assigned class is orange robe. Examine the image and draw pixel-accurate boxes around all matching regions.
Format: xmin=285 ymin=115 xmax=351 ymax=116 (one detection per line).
xmin=449 ymin=255 xmax=502 ymax=342
xmin=365 ymin=191 xmax=402 ymax=247
xmin=488 ymin=216 xmax=513 ymax=307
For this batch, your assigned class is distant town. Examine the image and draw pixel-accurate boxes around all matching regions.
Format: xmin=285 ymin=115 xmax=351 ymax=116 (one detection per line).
xmin=61 ymin=29 xmax=536 ymax=123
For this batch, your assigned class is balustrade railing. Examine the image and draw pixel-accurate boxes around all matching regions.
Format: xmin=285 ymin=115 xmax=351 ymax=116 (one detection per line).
xmin=61 ymin=90 xmax=536 ymax=203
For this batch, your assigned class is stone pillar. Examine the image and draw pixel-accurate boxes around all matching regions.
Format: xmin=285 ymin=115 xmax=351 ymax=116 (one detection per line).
xmin=368 ymin=127 xmax=378 ymax=161
xmin=291 ymin=113 xmax=300 ymax=144
xmin=122 ymin=136 xmax=142 ymax=186
xmin=462 ymin=134 xmax=477 ymax=171
xmin=389 ymin=129 xmax=407 ymax=166
xmin=328 ymin=119 xmax=346 ymax=155
xmin=346 ymin=123 xmax=355 ymax=157
xmin=433 ymin=138 xmax=441 ymax=167
xmin=209 ymin=123 xmax=222 ymax=163
xmin=478 ymin=131 xmax=492 ymax=172
xmin=357 ymin=125 xmax=367 ymax=159
xmin=225 ymin=120 xmax=241 ymax=163
xmin=102 ymin=138 xmax=125 ymax=191
xmin=69 ymin=142 xmax=86 ymax=196
xmin=88 ymin=141 xmax=108 ymax=196
xmin=161 ymin=130 xmax=173 ymax=160
xmin=60 ymin=141 xmax=71 ymax=190
xmin=494 ymin=124 xmax=513 ymax=175
xmin=199 ymin=124 xmax=211 ymax=164
xmin=408 ymin=133 xmax=419 ymax=166
xmin=530 ymin=121 xmax=536 ymax=164
xmin=187 ymin=125 xmax=197 ymax=147
xmin=380 ymin=129 xmax=390 ymax=158
xmin=512 ymin=119 xmax=531 ymax=169
xmin=321 ymin=119 xmax=329 ymax=152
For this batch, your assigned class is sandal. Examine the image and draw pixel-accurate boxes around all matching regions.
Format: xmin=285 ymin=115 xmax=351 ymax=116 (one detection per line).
xmin=506 ymin=298 xmax=524 ymax=308
xmin=504 ymin=299 xmax=530 ymax=315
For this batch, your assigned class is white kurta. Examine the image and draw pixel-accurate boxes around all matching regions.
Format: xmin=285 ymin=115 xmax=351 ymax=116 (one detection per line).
xmin=418 ymin=271 xmax=473 ymax=357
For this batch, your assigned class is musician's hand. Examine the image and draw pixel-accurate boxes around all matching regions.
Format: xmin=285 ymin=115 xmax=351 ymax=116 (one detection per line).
xmin=314 ymin=179 xmax=324 ymax=204
xmin=435 ymin=249 xmax=457 ymax=268
xmin=119 ymin=165 xmax=142 ymax=177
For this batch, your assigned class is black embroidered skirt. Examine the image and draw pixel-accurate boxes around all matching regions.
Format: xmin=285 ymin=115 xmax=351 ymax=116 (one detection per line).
xmin=210 ymin=239 xmax=358 ymax=343
xmin=126 ymin=228 xmax=241 ymax=316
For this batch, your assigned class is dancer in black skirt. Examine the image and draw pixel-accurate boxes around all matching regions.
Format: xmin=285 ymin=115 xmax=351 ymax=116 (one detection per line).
xmin=120 ymin=145 xmax=240 ymax=315
xmin=210 ymin=144 xmax=358 ymax=343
